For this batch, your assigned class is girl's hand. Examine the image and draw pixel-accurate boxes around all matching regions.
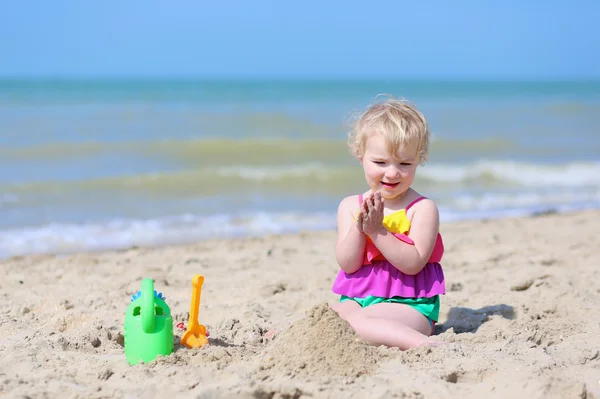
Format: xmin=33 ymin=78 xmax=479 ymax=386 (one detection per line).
xmin=355 ymin=190 xmax=373 ymax=233
xmin=361 ymin=191 xmax=385 ymax=236
xmin=355 ymin=207 xmax=364 ymax=233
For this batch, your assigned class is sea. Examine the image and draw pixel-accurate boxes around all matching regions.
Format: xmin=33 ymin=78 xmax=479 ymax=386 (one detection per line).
xmin=1 ymin=79 xmax=599 ymax=258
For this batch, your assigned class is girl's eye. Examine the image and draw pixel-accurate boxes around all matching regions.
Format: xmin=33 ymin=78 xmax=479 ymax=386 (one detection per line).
xmin=373 ymin=161 xmax=385 ymax=165
xmin=400 ymin=163 xmax=412 ymax=166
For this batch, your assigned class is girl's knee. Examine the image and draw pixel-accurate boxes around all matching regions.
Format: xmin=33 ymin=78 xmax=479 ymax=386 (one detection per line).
xmin=331 ymin=301 xmax=361 ymax=321
xmin=344 ymin=313 xmax=376 ymax=343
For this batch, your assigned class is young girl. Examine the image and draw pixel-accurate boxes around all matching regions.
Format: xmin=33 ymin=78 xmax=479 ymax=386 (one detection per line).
xmin=331 ymin=97 xmax=446 ymax=349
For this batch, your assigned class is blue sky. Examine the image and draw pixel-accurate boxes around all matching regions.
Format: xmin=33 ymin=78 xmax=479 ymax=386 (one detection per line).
xmin=2 ymin=0 xmax=599 ymax=79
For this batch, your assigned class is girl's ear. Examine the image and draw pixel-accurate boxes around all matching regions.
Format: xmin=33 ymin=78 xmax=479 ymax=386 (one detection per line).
xmin=358 ymin=156 xmax=363 ymax=165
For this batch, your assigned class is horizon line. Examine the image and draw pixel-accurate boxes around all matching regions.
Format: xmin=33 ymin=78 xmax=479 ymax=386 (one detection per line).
xmin=1 ymin=75 xmax=599 ymax=83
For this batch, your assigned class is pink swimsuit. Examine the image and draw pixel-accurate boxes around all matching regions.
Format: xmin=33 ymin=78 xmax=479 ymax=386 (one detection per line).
xmin=332 ymin=195 xmax=446 ymax=300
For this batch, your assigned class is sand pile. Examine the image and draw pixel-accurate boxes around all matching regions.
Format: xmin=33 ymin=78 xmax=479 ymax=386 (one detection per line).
xmin=256 ymin=303 xmax=391 ymax=382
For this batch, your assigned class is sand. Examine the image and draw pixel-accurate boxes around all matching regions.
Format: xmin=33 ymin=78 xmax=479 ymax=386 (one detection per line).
xmin=2 ymin=209 xmax=600 ymax=398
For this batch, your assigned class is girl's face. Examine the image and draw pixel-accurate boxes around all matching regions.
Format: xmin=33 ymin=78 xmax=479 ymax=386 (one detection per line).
xmin=360 ymin=133 xmax=419 ymax=200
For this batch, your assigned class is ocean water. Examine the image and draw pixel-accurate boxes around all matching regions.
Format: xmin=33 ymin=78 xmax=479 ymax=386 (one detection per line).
xmin=1 ymin=79 xmax=599 ymax=258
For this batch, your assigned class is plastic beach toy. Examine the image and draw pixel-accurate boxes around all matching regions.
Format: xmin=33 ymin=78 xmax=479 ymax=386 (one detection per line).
xmin=124 ymin=278 xmax=174 ymax=365
xmin=180 ymin=275 xmax=209 ymax=349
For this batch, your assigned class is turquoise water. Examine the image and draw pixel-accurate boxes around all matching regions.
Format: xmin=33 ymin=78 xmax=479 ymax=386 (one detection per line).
xmin=1 ymin=79 xmax=599 ymax=257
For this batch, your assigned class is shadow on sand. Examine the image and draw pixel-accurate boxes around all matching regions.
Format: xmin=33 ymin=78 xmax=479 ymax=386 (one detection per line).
xmin=437 ymin=304 xmax=515 ymax=334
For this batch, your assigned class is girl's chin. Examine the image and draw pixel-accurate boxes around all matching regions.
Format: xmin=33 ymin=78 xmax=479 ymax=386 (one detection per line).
xmin=379 ymin=191 xmax=397 ymax=199
xmin=379 ymin=188 xmax=407 ymax=199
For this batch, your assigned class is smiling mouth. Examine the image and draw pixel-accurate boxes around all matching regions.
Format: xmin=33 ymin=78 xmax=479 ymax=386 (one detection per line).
xmin=381 ymin=182 xmax=399 ymax=188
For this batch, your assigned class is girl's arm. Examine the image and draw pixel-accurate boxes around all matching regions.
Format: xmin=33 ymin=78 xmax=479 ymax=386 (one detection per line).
xmin=335 ymin=195 xmax=366 ymax=274
xmin=367 ymin=199 xmax=440 ymax=275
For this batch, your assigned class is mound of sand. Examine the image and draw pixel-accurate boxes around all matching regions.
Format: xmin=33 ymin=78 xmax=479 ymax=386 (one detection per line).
xmin=255 ymin=303 xmax=391 ymax=381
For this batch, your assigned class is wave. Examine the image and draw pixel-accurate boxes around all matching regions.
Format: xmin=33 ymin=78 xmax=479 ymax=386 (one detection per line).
xmin=0 ymin=211 xmax=337 ymax=259
xmin=420 ymin=160 xmax=600 ymax=187
xmin=0 ymin=193 xmax=19 ymax=205
xmin=3 ymin=160 xmax=600 ymax=198
xmin=0 ymin=139 xmax=349 ymax=165
xmin=2 ymin=197 xmax=598 ymax=259
xmin=0 ymin=136 xmax=520 ymax=163
xmin=443 ymin=188 xmax=600 ymax=212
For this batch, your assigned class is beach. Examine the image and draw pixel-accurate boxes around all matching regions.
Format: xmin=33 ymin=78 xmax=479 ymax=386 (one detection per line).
xmin=2 ymin=208 xmax=599 ymax=399
xmin=2 ymin=78 xmax=599 ymax=398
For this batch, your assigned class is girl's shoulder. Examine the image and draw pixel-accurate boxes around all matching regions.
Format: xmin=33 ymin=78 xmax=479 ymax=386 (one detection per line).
xmin=404 ymin=194 xmax=439 ymax=221
xmin=337 ymin=194 xmax=362 ymax=214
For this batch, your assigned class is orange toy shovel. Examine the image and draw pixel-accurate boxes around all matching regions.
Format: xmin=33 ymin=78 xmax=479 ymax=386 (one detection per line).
xmin=180 ymin=275 xmax=209 ymax=349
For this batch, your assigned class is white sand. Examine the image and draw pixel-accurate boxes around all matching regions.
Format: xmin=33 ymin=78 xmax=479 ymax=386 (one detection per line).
xmin=1 ymin=209 xmax=600 ymax=398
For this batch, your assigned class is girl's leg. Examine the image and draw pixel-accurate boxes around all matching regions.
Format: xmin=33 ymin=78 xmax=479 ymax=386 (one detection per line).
xmin=344 ymin=303 xmax=438 ymax=350
xmin=330 ymin=299 xmax=361 ymax=320
xmin=359 ymin=302 xmax=432 ymax=335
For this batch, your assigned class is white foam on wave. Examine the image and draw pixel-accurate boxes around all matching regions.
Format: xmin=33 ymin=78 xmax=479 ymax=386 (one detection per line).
xmin=0 ymin=193 xmax=20 ymax=204
xmin=420 ymin=160 xmax=600 ymax=187
xmin=213 ymin=162 xmax=341 ymax=181
xmin=2 ymin=184 xmax=600 ymax=259
xmin=0 ymin=211 xmax=337 ymax=259
xmin=196 ymin=160 xmax=600 ymax=187
xmin=447 ymin=188 xmax=600 ymax=210
xmin=3 ymin=160 xmax=600 ymax=194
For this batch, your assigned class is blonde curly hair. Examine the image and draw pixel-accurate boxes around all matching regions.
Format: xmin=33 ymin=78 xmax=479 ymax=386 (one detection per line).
xmin=347 ymin=96 xmax=430 ymax=164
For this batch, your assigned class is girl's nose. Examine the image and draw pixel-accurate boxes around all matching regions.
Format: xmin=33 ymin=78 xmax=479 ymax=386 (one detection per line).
xmin=385 ymin=167 xmax=401 ymax=179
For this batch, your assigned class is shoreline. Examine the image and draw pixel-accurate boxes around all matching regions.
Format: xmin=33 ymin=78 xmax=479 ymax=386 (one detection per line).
xmin=2 ymin=208 xmax=600 ymax=398
xmin=2 ymin=204 xmax=598 ymax=262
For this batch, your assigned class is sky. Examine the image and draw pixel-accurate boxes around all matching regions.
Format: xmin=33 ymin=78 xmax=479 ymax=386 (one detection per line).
xmin=1 ymin=0 xmax=599 ymax=79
